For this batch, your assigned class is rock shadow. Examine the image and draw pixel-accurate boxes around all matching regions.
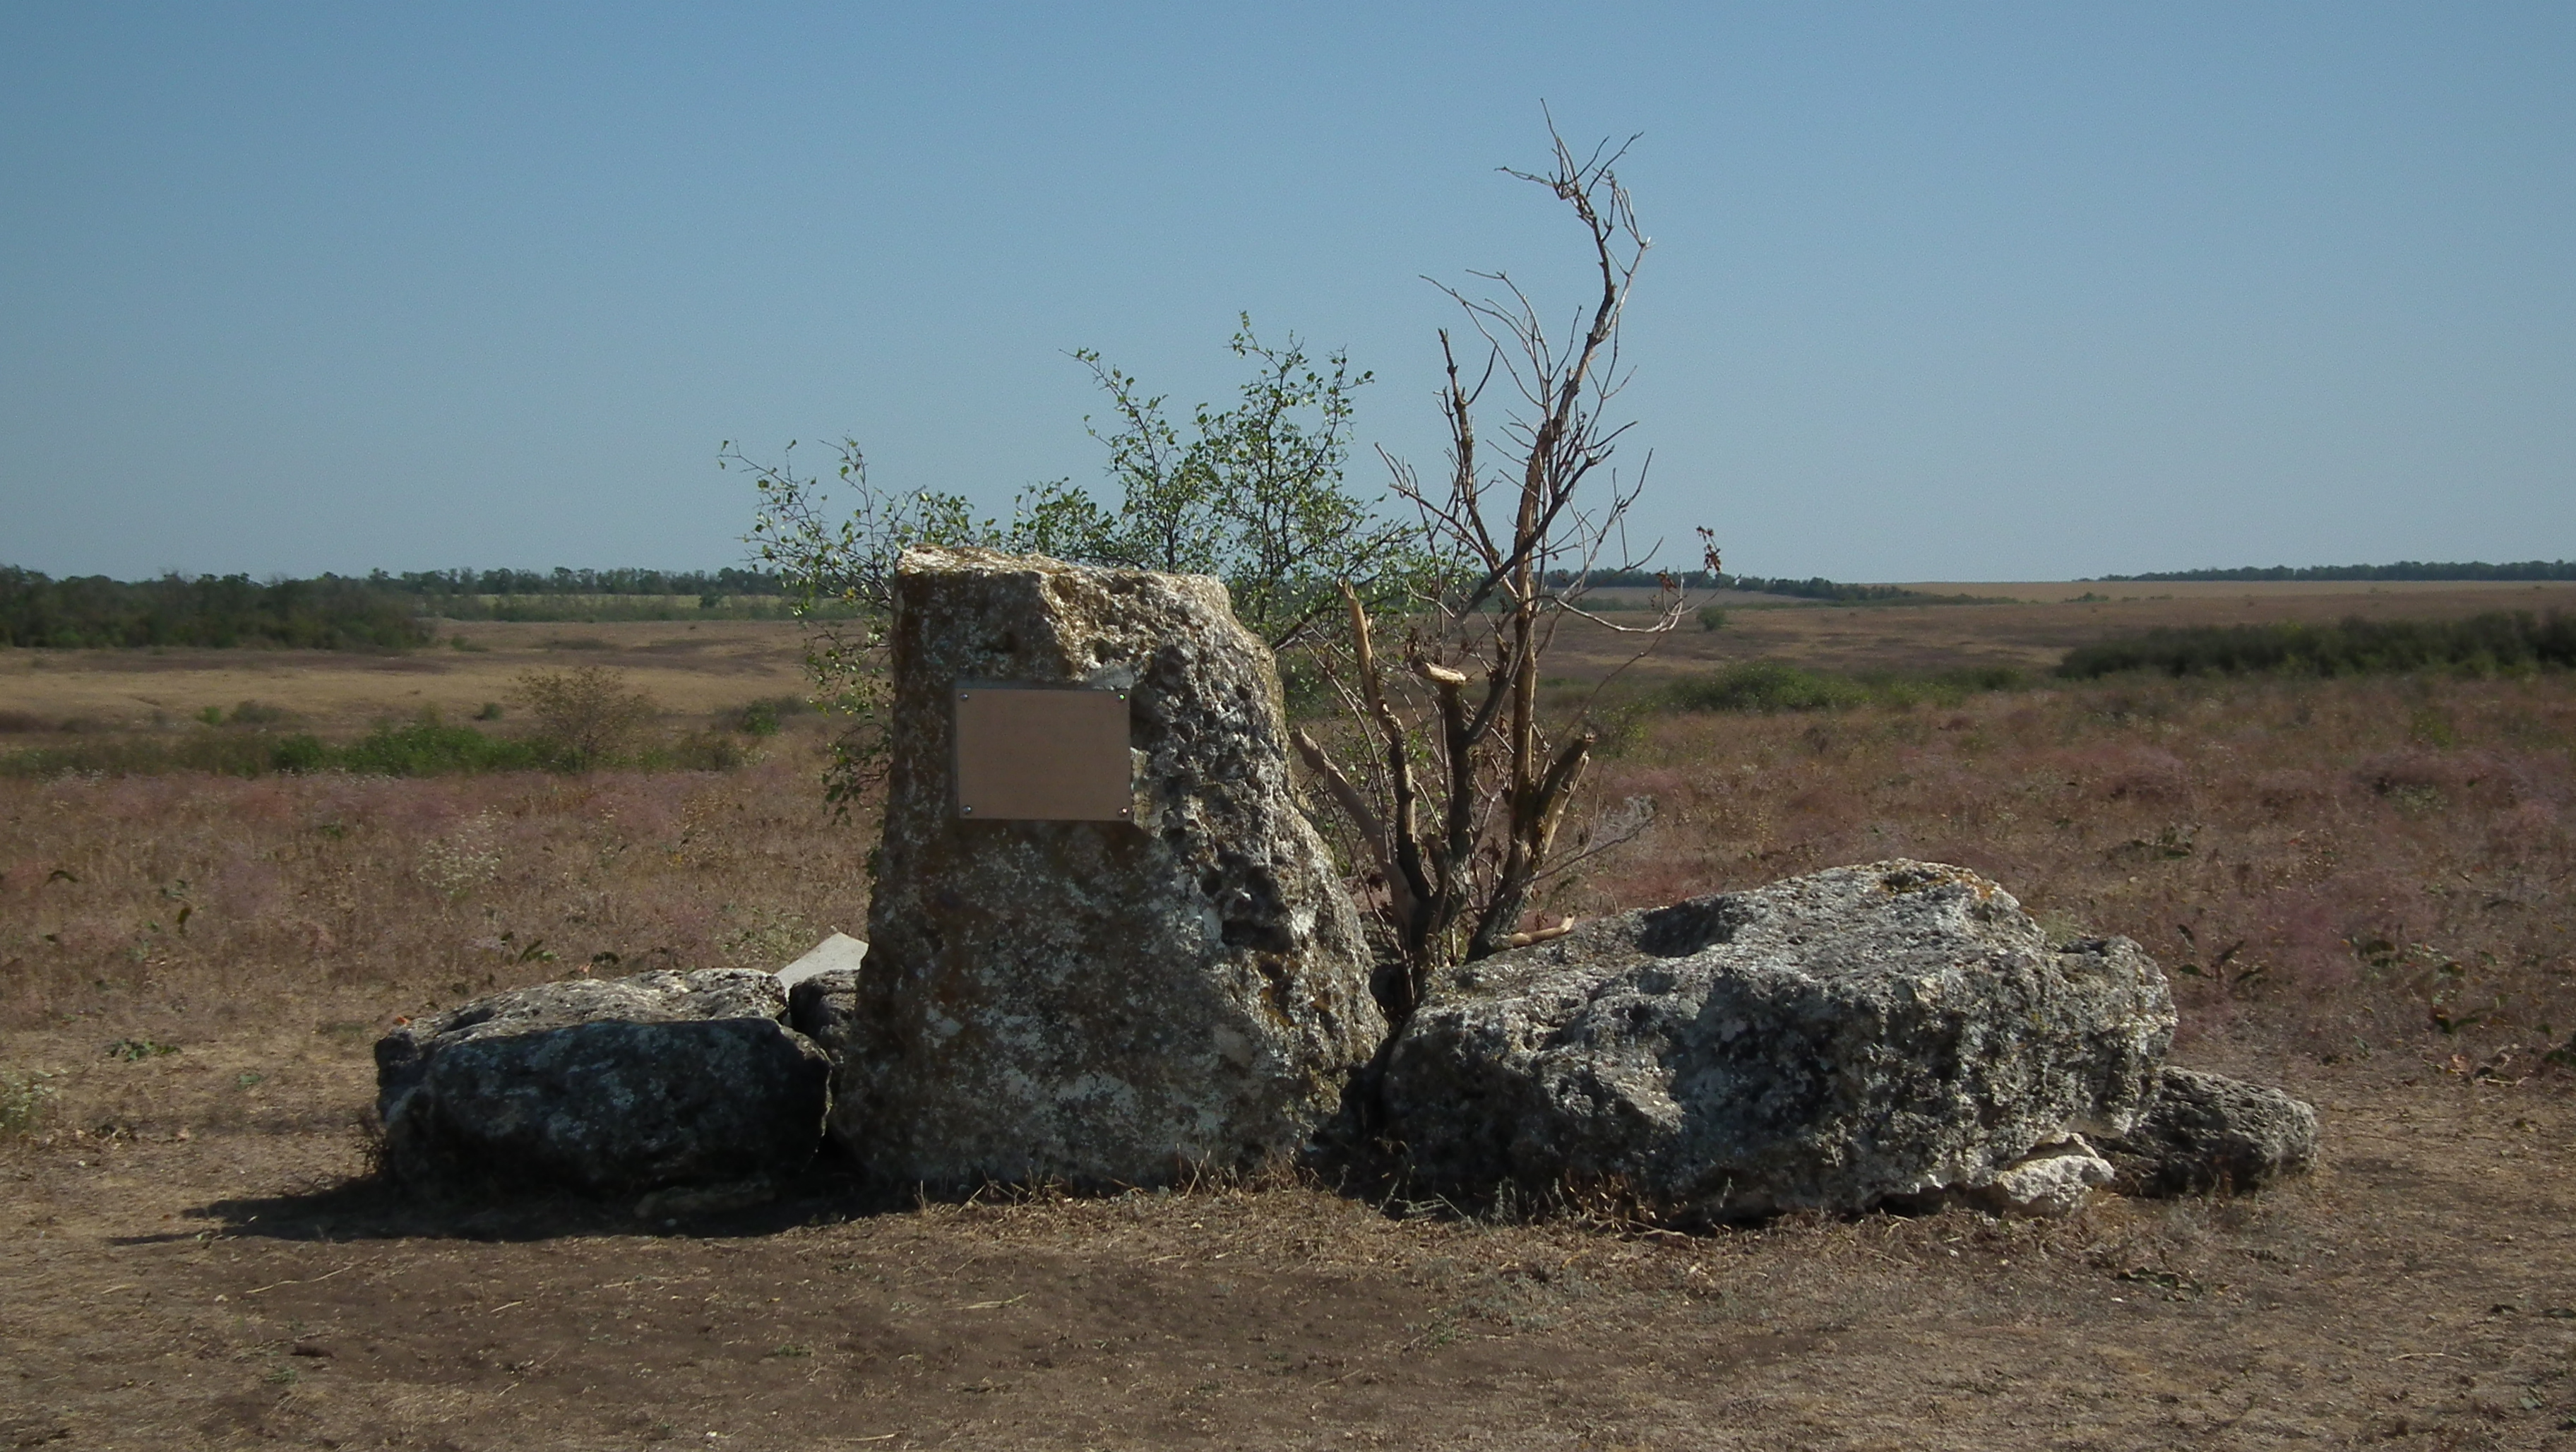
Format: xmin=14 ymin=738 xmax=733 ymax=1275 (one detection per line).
xmin=150 ymin=1152 xmax=914 ymax=1244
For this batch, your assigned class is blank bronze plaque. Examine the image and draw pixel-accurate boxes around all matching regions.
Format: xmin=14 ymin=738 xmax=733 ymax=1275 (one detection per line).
xmin=953 ymin=684 xmax=1132 ymax=821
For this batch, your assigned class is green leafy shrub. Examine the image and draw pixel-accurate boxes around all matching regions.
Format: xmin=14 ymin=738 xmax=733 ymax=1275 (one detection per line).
xmin=335 ymin=715 xmax=545 ymax=775
xmin=270 ymin=734 xmax=328 ymax=772
xmin=0 ymin=1066 xmax=53 ymax=1138
xmin=1666 ymin=660 xmax=1868 ymax=713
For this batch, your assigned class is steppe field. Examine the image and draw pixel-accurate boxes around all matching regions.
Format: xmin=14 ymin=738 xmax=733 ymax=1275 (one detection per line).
xmin=7 ymin=581 xmax=2576 ymax=1451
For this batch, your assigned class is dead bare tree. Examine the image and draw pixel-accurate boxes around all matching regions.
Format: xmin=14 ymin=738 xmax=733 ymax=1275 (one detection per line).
xmin=1293 ymin=118 xmax=1704 ymax=1028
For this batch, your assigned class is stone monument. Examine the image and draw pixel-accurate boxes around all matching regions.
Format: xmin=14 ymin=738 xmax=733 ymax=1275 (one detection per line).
xmin=831 ymin=547 xmax=1383 ymax=1186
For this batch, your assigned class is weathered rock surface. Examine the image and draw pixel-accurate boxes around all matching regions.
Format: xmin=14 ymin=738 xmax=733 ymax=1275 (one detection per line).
xmin=2100 ymin=1066 xmax=2319 ymax=1196
xmin=787 ymin=969 xmax=864 ymax=1057
xmin=376 ymin=968 xmax=832 ymax=1194
xmin=1380 ymin=861 xmax=2176 ymax=1219
xmin=837 ymin=547 xmax=1383 ymax=1186
xmin=778 ymin=933 xmax=869 ymax=1059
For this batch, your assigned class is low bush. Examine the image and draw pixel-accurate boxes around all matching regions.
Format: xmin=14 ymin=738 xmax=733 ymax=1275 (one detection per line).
xmin=660 ymin=730 xmax=753 ymax=771
xmin=1661 ymin=661 xmax=2030 ymax=714
xmin=2058 ymin=611 xmax=2576 ymax=680
xmin=717 ymin=694 xmax=811 ymax=736
xmin=0 ymin=1064 xmax=52 ymax=1138
xmin=509 ymin=667 xmax=659 ymax=768
xmin=334 ymin=716 xmax=548 ymax=775
xmin=1666 ymin=660 xmax=1866 ymax=713
xmin=0 ymin=731 xmax=314 ymax=778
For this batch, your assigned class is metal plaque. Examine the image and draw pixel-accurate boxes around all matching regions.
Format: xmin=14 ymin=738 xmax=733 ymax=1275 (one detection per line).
xmin=953 ymin=684 xmax=1132 ymax=821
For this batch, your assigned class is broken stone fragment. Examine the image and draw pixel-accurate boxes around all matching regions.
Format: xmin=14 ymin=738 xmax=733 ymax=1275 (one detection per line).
xmin=787 ymin=969 xmax=863 ymax=1058
xmin=775 ymin=931 xmax=867 ymax=990
xmin=2099 ymin=1066 xmax=2319 ymax=1196
xmin=1964 ymin=1136 xmax=2118 ymax=1218
xmin=374 ymin=968 xmax=831 ymax=1196
xmin=776 ymin=933 xmax=869 ymax=1060
xmin=1380 ymin=860 xmax=2176 ymax=1220
xmin=835 ymin=547 xmax=1383 ymax=1187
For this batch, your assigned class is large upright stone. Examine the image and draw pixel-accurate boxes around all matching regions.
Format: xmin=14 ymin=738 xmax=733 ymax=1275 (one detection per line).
xmin=836 ymin=547 xmax=1383 ymax=1186
xmin=1381 ymin=861 xmax=2176 ymax=1220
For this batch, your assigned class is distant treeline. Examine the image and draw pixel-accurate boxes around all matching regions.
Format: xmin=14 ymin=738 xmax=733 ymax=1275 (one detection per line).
xmin=2058 ymin=612 xmax=2576 ymax=679
xmin=1545 ymin=569 xmax=1930 ymax=603
xmin=0 ymin=568 xmax=431 ymax=650
xmin=2099 ymin=561 xmax=2576 ymax=583
xmin=0 ymin=565 xmax=803 ymax=649
xmin=366 ymin=567 xmax=785 ymax=597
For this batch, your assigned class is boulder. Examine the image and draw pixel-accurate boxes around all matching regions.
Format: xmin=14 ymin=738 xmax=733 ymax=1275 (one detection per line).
xmin=837 ymin=547 xmax=1383 ymax=1186
xmin=1380 ymin=861 xmax=2175 ymax=1220
xmin=2100 ymin=1066 xmax=2319 ymax=1196
xmin=375 ymin=968 xmax=832 ymax=1195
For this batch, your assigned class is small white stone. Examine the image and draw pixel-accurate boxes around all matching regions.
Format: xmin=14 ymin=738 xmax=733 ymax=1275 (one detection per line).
xmin=774 ymin=932 xmax=868 ymax=989
xmin=1978 ymin=1136 xmax=2118 ymax=1218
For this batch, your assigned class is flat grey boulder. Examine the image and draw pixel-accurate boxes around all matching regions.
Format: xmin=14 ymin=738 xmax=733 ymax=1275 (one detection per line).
xmin=2100 ymin=1066 xmax=2319 ymax=1196
xmin=1381 ymin=861 xmax=2175 ymax=1220
xmin=837 ymin=547 xmax=1383 ymax=1186
xmin=375 ymin=968 xmax=831 ymax=1195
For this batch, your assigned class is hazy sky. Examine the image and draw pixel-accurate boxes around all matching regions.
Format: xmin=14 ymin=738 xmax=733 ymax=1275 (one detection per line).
xmin=4 ymin=4 xmax=2570 ymax=582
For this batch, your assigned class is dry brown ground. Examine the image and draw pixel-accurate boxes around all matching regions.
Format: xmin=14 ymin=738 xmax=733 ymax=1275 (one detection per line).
xmin=7 ymin=1050 xmax=2575 ymax=1451
xmin=6 ymin=583 xmax=2576 ymax=1449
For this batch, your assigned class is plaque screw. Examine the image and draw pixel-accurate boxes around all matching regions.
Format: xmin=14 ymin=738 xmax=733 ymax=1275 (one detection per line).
xmin=961 ymin=805 xmax=974 ymax=814
xmin=958 ymin=692 xmax=970 ymax=701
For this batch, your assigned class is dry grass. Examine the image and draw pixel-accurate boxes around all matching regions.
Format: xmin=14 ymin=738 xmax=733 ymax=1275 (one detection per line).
xmin=1565 ymin=672 xmax=2576 ymax=1065
xmin=0 ymin=734 xmax=870 ymax=1036
xmin=6 ymin=658 xmax=2570 ymax=1071
xmin=0 ymin=619 xmax=810 ymax=740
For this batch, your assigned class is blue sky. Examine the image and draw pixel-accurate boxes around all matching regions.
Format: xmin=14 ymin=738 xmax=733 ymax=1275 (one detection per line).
xmin=4 ymin=3 xmax=2570 ymax=582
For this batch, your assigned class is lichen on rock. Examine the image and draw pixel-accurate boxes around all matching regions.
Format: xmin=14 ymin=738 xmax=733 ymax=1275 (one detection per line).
xmin=2099 ymin=1065 xmax=2320 ymax=1196
xmin=1379 ymin=860 xmax=2176 ymax=1220
xmin=835 ymin=547 xmax=1383 ymax=1187
xmin=374 ymin=968 xmax=831 ymax=1195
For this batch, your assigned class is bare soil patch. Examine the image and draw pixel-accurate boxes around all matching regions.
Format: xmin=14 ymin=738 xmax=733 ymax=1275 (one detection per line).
xmin=8 ymin=1041 xmax=2576 ymax=1449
